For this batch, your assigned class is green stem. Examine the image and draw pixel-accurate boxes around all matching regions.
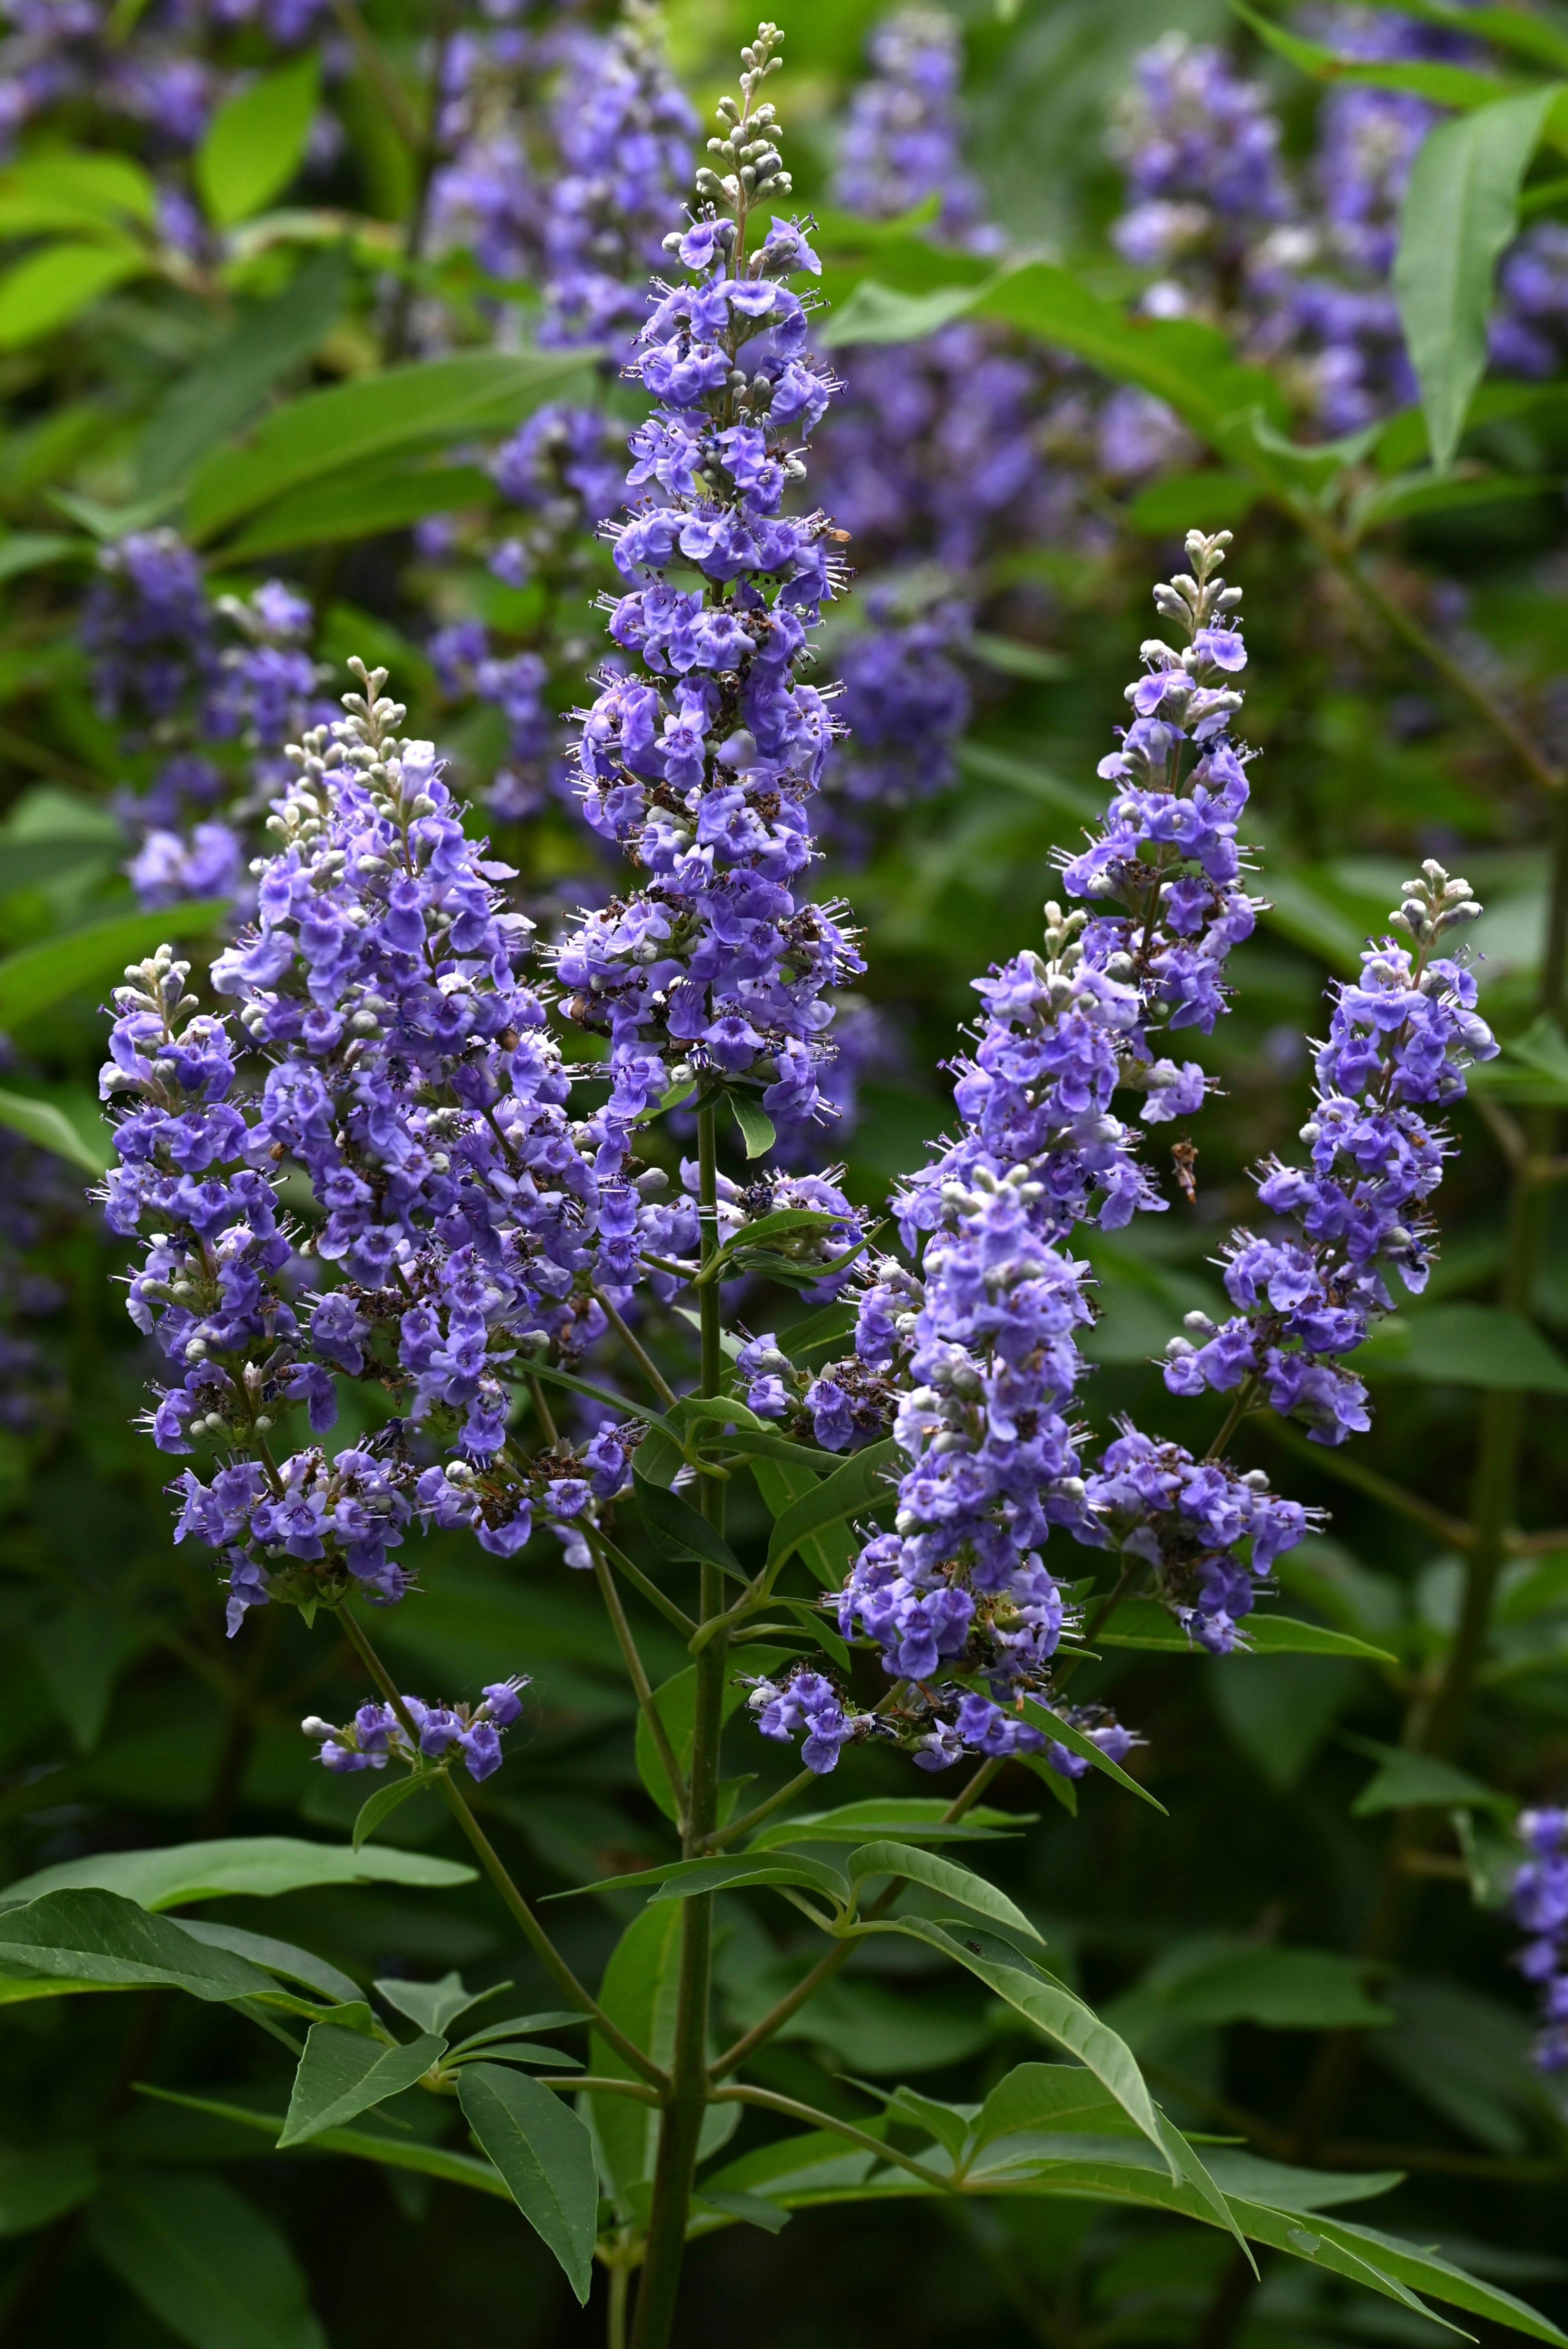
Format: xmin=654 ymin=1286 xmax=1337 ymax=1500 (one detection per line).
xmin=631 ymin=1095 xmax=729 ymax=2349
xmin=709 ymin=2082 xmax=951 ymax=2189
xmin=595 ymin=1287 xmax=680 ymax=1409
xmin=591 ymin=1528 xmax=697 ymax=1639
xmin=702 ymin=1764 xmax=818 ymax=1852
xmin=339 ymin=1610 xmax=667 ymax=2091
xmin=592 ymin=1552 xmax=688 ymax=1828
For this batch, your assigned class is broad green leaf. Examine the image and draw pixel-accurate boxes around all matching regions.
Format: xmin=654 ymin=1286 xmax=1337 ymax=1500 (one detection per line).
xmin=351 ymin=1772 xmax=433 ymax=1852
xmin=819 ymin=273 xmax=1005 ymax=346
xmin=88 ymin=2170 xmax=326 ymax=2349
xmin=0 ymin=241 xmax=144 ymax=349
xmin=1095 ymin=1598 xmax=1396 ymax=1663
xmin=196 ymin=53 xmax=321 ymax=229
xmin=726 ymin=1089 xmax=775 ymax=1158
xmin=884 ymin=2084 xmax=975 ymax=2161
xmin=1018 ymin=1698 xmax=1167 ymax=1812
xmin=0 ymin=1084 xmax=106 ymax=1175
xmin=184 ymin=350 xmax=589 ymax=540
xmin=1227 ymin=2200 xmax=1488 ymax=2337
xmin=0 ymin=530 xmax=78 ymax=582
xmin=0 ymin=898 xmax=229 ymax=1031
xmin=847 ymin=1841 xmax=1044 ymax=1947
xmin=136 ymin=2083 xmax=512 ymax=2200
xmin=1394 ymin=87 xmax=1561 ymax=470
xmin=1301 ymin=2213 xmax=1568 ymax=2343
xmin=971 ymin=2061 xmax=1135 ymax=2153
xmin=177 ymin=1919 xmax=362 ymax=2010
xmin=457 ymin=2063 xmax=599 ymax=2305
xmin=0 ymin=1888 xmax=277 ymax=2000
xmin=1350 ymin=1741 xmax=1512 ymax=1817
xmin=860 ymin=1918 xmax=1169 ymax=2165
xmin=780 ymin=1300 xmax=860 ymax=1359
xmin=748 ymin=1797 xmax=1021 ymax=1850
xmin=1130 ymin=470 xmax=1264 ymax=534
xmin=0 ymin=2141 xmax=96 ymax=2235
xmin=1354 ymin=1301 xmax=1568 ymax=1392
xmin=137 ymin=245 xmax=349 ymax=493
xmin=765 ymin=1437 xmax=901 ymax=1569
xmin=750 ymin=1455 xmax=858 ymax=1587
xmin=1 ymin=151 xmax=156 ymax=224
xmin=634 ymin=1660 xmax=758 ymax=1826
xmin=278 ymin=2021 xmax=445 ymax=2148
xmin=693 ymin=2186 xmax=793 ymax=2233
xmin=223 ymin=462 xmax=494 ymax=561
xmin=376 ymin=1971 xmax=511 ymax=2037
xmin=1202 ymin=2149 xmax=1404 ymax=2212
xmin=631 ymin=1466 xmax=744 ymax=1576
xmin=0 ymin=1834 xmax=475 ymax=1911
xmin=590 ymin=1902 xmax=681 ymax=2206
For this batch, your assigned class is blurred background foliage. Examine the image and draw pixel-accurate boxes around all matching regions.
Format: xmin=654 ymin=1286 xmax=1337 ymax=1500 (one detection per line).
xmin=0 ymin=0 xmax=1567 ymax=2343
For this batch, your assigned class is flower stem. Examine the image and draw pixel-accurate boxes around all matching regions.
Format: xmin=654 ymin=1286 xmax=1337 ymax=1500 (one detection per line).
xmin=594 ymin=1287 xmax=680 ymax=1409
xmin=339 ymin=1609 xmax=667 ymax=2091
xmin=591 ymin=1551 xmax=688 ymax=1828
xmin=630 ymin=1095 xmax=729 ymax=2349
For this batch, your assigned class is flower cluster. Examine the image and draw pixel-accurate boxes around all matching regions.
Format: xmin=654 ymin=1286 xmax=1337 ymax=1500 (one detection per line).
xmin=1160 ymin=859 xmax=1494 ymax=1447
xmin=1513 ymin=1808 xmax=1568 ymax=2075
xmin=753 ymin=532 xmax=1344 ymax=1766
xmin=551 ymin=28 xmax=864 ymax=1136
xmin=829 ymin=6 xmax=997 ymax=252
xmin=100 ymin=666 xmax=670 ymax=1633
xmin=304 ymin=1676 xmax=529 ymax=1785
xmin=85 ymin=538 xmax=323 ymax=909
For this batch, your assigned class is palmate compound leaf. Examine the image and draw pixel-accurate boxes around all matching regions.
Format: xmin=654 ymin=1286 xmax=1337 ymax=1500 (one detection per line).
xmin=88 ymin=2169 xmax=326 ymax=2349
xmin=278 ymin=2021 xmax=446 ymax=2148
xmin=456 ymin=2063 xmax=599 ymax=2306
xmin=0 ymin=1834 xmax=476 ymax=1911
xmin=846 ymin=1842 xmax=1045 ymax=1949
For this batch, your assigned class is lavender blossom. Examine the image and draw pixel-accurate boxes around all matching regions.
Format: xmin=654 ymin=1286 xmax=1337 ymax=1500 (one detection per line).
xmin=1513 ymin=1808 xmax=1568 ymax=2074
xmin=304 ymin=1675 xmax=530 ymax=1785
xmin=828 ymin=7 xmax=997 ymax=252
xmin=552 ymin=27 xmax=866 ymax=1140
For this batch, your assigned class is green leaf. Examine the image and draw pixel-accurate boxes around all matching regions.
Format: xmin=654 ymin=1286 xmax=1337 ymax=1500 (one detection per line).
xmin=778 ymin=1301 xmax=860 ymax=1361
xmin=1126 ymin=1944 xmax=1395 ymax=2031
xmin=0 ymin=532 xmax=81 ymax=583
xmin=449 ymin=2011 xmax=586 ymax=2054
xmin=748 ymin=1798 xmax=1022 ymax=1850
xmin=0 ymin=241 xmax=145 ymax=349
xmin=134 ymin=2083 xmax=512 ymax=2199
xmin=630 ymin=1465 xmax=744 ymax=1577
xmin=137 ymin=245 xmax=349 ymax=494
xmin=0 ymin=1834 xmax=476 ymax=1911
xmin=1349 ymin=1740 xmax=1512 ymax=1817
xmin=1354 ymin=1301 xmax=1568 ymax=1392
xmin=88 ymin=2170 xmax=326 ymax=2349
xmin=278 ymin=2021 xmax=445 ymax=2148
xmin=633 ymin=1661 xmax=759 ymax=1827
xmin=590 ymin=1903 xmax=680 ymax=2207
xmin=196 ymin=53 xmax=321 ymax=229
xmin=445 ymin=2040 xmax=582 ymax=2071
xmin=726 ymin=1089 xmax=776 ymax=1159
xmin=765 ymin=1437 xmax=901 ymax=1570
xmin=184 ymin=351 xmax=590 ymax=541
xmin=0 ymin=1085 xmax=105 ymax=1176
xmin=1095 ymin=1598 xmax=1396 ymax=1663
xmin=1300 ymin=2215 xmax=1568 ymax=2346
xmin=971 ymin=2060 xmax=1136 ymax=2153
xmin=0 ymin=2142 xmax=96 ymax=2235
xmin=954 ymin=739 xmax=1100 ymax=823
xmin=750 ymin=1456 xmax=858 ymax=1588
xmin=819 ymin=272 xmax=1009 ymax=346
xmin=223 ymin=462 xmax=495 ymax=561
xmin=1232 ymin=0 xmax=1512 ymax=108
xmin=0 ymin=899 xmax=229 ymax=1032
xmin=375 ymin=1971 xmax=510 ymax=2037
xmin=351 ymin=1772 xmax=433 ymax=1852
xmin=176 ymin=1919 xmax=362 ymax=2010
xmin=847 ymin=1841 xmax=1045 ymax=1947
xmin=1393 ymin=87 xmax=1562 ymax=471
xmin=861 ymin=1919 xmax=1170 ymax=2165
xmin=0 ymin=1888 xmax=278 ymax=2001
xmin=1018 ymin=1698 xmax=1167 ymax=1812
xmin=554 ymin=1851 xmax=851 ymax=1908
xmin=457 ymin=2063 xmax=599 ymax=2305
xmin=0 ymin=150 xmax=156 ymax=225
xmin=1130 ymin=471 xmax=1265 ymax=534
xmin=524 ymin=1357 xmax=678 ymax=1433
